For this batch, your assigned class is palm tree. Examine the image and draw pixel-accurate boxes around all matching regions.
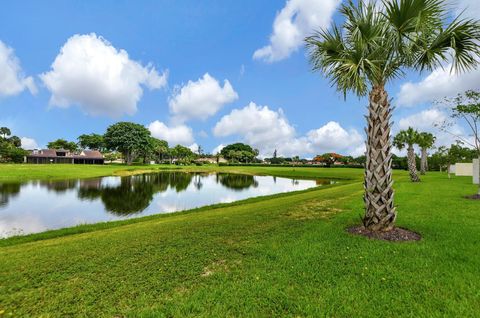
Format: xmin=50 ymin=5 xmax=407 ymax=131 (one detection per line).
xmin=0 ymin=127 xmax=11 ymax=140
xmin=394 ymin=128 xmax=421 ymax=182
xmin=417 ymin=132 xmax=436 ymax=175
xmin=306 ymin=0 xmax=480 ymax=231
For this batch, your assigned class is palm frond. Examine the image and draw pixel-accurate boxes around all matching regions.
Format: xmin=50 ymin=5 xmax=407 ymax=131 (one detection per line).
xmin=383 ymin=0 xmax=446 ymax=38
xmin=413 ymin=17 xmax=480 ymax=72
xmin=306 ymin=25 xmax=370 ymax=96
xmin=448 ymin=18 xmax=480 ymax=73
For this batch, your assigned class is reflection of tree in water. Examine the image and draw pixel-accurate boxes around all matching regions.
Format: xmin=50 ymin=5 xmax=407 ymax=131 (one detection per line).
xmin=76 ymin=172 xmax=196 ymax=216
xmin=39 ymin=179 xmax=78 ymax=193
xmin=100 ymin=176 xmax=155 ymax=215
xmin=193 ymin=175 xmax=203 ymax=190
xmin=0 ymin=183 xmax=21 ymax=208
xmin=77 ymin=178 xmax=103 ymax=201
xmin=152 ymin=172 xmax=194 ymax=192
xmin=216 ymin=173 xmax=258 ymax=191
xmin=192 ymin=173 xmax=211 ymax=191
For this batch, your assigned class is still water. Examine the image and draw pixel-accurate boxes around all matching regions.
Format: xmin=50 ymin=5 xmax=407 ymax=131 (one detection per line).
xmin=0 ymin=172 xmax=332 ymax=237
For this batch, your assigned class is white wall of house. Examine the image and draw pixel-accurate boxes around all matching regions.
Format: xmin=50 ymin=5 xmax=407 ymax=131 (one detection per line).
xmin=455 ymin=163 xmax=473 ymax=176
xmin=473 ymin=159 xmax=479 ymax=185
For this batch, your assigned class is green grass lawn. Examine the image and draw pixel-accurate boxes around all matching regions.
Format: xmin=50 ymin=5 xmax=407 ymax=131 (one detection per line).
xmin=0 ymin=163 xmax=167 ymax=182
xmin=0 ymin=165 xmax=479 ymax=317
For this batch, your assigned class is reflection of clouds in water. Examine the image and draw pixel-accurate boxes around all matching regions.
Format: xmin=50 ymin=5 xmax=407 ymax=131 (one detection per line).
xmin=157 ymin=202 xmax=180 ymax=213
xmin=219 ymin=196 xmax=236 ymax=204
xmin=0 ymin=173 xmax=321 ymax=237
xmin=0 ymin=213 xmax=47 ymax=238
xmin=254 ymin=177 xmax=314 ymax=195
xmin=100 ymin=177 xmax=121 ymax=187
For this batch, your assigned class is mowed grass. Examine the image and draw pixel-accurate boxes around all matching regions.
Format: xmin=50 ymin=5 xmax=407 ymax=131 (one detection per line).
xmin=0 ymin=164 xmax=168 ymax=182
xmin=0 ymin=165 xmax=479 ymax=317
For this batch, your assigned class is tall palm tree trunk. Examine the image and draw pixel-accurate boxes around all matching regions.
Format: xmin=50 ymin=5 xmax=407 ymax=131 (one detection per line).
xmin=363 ymin=85 xmax=396 ymax=232
xmin=407 ymin=146 xmax=420 ymax=182
xmin=420 ymin=148 xmax=427 ymax=175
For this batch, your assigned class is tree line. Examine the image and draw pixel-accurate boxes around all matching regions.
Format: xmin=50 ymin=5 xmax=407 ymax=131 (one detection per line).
xmin=0 ymin=127 xmax=27 ymax=163
xmin=47 ymin=122 xmax=199 ymax=165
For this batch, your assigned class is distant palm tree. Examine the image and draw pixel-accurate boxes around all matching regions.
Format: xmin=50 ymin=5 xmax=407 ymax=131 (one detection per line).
xmin=0 ymin=127 xmax=11 ymax=140
xmin=417 ymin=132 xmax=436 ymax=175
xmin=306 ymin=0 xmax=480 ymax=231
xmin=394 ymin=128 xmax=421 ymax=182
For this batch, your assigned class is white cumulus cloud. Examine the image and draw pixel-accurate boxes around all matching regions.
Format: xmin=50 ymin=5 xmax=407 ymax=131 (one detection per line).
xmin=0 ymin=40 xmax=36 ymax=97
xmin=213 ymin=102 xmax=298 ymax=155
xmin=148 ymin=120 xmax=194 ymax=146
xmin=253 ymin=0 xmax=340 ymax=62
xmin=397 ymin=63 xmax=480 ymax=107
xmin=396 ymin=108 xmax=473 ymax=148
xmin=41 ymin=33 xmax=167 ymax=117
xmin=212 ymin=144 xmax=225 ymax=155
xmin=213 ymin=102 xmax=364 ymax=157
xmin=307 ymin=121 xmax=365 ymax=156
xmin=398 ymin=108 xmax=447 ymax=131
xmin=188 ymin=143 xmax=200 ymax=153
xmin=20 ymin=137 xmax=39 ymax=149
xmin=168 ymin=73 xmax=238 ymax=123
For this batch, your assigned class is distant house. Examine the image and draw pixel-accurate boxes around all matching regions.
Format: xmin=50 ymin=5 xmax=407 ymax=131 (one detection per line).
xmin=25 ymin=149 xmax=104 ymax=164
xmin=195 ymin=157 xmax=228 ymax=164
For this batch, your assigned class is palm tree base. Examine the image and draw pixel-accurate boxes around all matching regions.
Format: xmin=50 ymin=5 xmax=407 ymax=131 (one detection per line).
xmin=347 ymin=225 xmax=421 ymax=242
xmin=465 ymin=194 xmax=480 ymax=200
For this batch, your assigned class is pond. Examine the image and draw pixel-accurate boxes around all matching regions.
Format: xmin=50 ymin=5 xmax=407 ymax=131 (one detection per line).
xmin=0 ymin=172 xmax=333 ymax=238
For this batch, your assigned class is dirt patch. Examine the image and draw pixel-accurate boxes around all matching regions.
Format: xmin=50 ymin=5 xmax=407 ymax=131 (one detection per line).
xmin=285 ymin=199 xmax=343 ymax=220
xmin=201 ymin=259 xmax=228 ymax=277
xmin=465 ymin=194 xmax=480 ymax=200
xmin=347 ymin=225 xmax=421 ymax=242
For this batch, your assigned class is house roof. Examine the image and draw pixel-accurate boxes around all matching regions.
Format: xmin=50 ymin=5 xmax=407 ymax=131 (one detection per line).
xmin=77 ymin=150 xmax=103 ymax=159
xmin=28 ymin=149 xmax=57 ymax=157
xmin=27 ymin=149 xmax=104 ymax=159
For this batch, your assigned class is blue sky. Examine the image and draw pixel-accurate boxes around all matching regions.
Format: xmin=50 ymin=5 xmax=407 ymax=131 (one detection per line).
xmin=1 ymin=0 xmax=479 ymax=157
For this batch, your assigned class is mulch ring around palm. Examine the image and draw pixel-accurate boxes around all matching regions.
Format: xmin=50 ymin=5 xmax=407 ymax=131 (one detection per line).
xmin=465 ymin=194 xmax=480 ymax=200
xmin=347 ymin=226 xmax=421 ymax=242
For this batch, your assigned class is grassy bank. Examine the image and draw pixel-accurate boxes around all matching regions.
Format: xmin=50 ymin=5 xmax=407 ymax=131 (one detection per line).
xmin=0 ymin=164 xmax=168 ymax=182
xmin=0 ymin=166 xmax=479 ymax=317
xmin=0 ymin=163 xmax=364 ymax=182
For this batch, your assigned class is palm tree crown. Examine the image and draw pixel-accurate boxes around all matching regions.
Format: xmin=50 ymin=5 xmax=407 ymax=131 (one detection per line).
xmin=306 ymin=0 xmax=480 ymax=97
xmin=393 ymin=127 xmax=420 ymax=149
xmin=417 ymin=132 xmax=436 ymax=149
